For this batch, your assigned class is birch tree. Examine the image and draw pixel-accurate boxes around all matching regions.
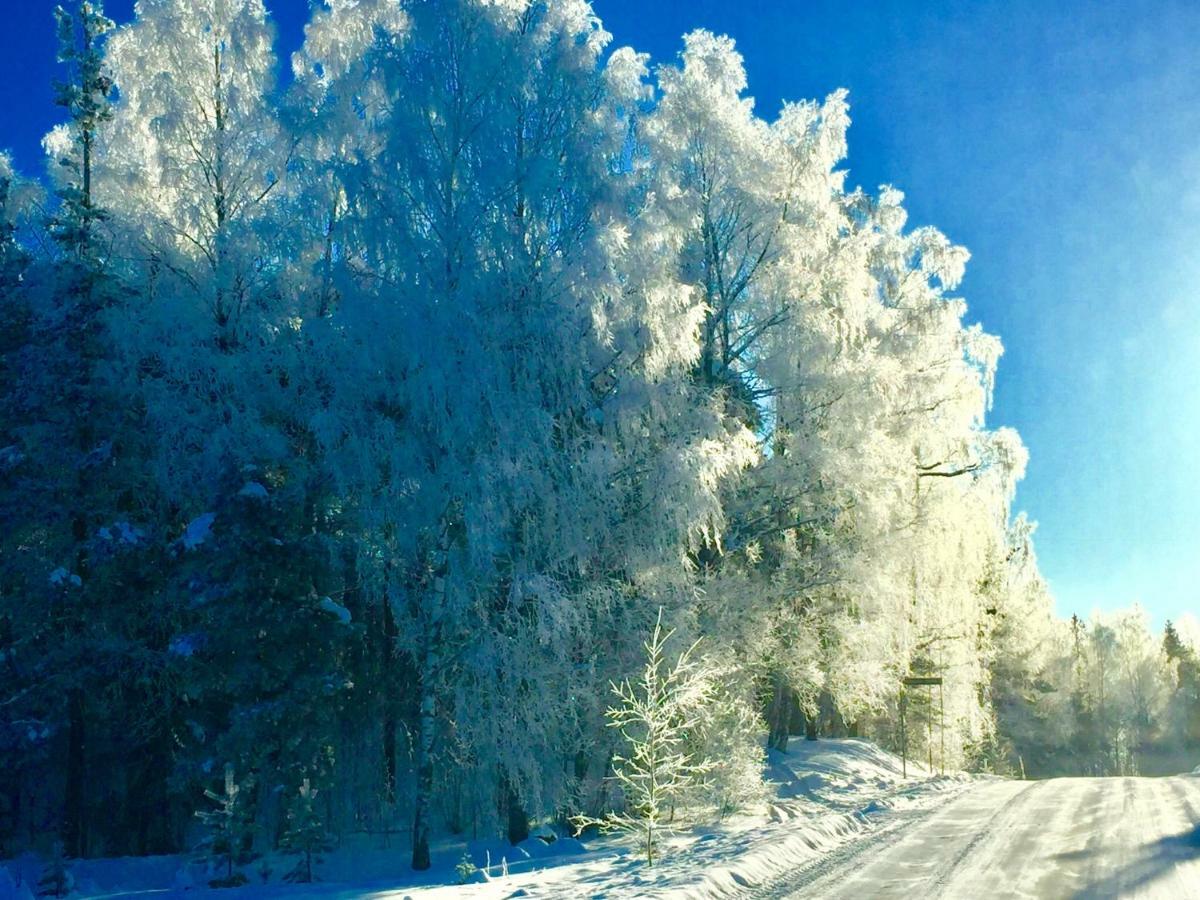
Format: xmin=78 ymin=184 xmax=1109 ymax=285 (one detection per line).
xmin=294 ymin=0 xmax=750 ymax=867
xmin=0 ymin=0 xmax=1089 ymax=861
xmin=99 ymin=0 xmax=285 ymax=348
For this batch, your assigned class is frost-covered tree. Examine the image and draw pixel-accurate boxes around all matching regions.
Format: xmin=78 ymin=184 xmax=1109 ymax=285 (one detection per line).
xmin=45 ymin=1 xmax=114 ymax=256
xmin=1 ymin=0 xmax=1128 ymax=864
xmin=280 ymin=779 xmax=333 ymax=883
xmin=623 ymin=24 xmax=1033 ymax=771
xmin=980 ymin=514 xmax=1061 ymax=774
xmin=638 ymin=31 xmax=855 ymax=748
xmin=99 ymin=0 xmax=285 ymax=348
xmin=195 ymin=765 xmax=255 ymax=888
xmin=37 ymin=841 xmax=74 ymax=898
xmin=692 ymin=670 xmax=768 ymax=818
xmin=292 ymin=0 xmax=749 ymax=868
xmin=0 ymin=155 xmax=40 ymax=287
xmin=574 ymin=611 xmax=716 ymax=865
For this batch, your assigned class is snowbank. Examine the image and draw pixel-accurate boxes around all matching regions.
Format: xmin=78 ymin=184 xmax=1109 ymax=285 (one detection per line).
xmin=602 ymin=739 xmax=974 ymax=900
xmin=439 ymin=739 xmax=975 ymax=898
xmin=0 ymin=740 xmax=978 ymax=900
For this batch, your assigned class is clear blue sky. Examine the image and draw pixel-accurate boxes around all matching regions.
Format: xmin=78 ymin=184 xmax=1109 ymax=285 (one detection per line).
xmin=3 ymin=1 xmax=1198 ymax=630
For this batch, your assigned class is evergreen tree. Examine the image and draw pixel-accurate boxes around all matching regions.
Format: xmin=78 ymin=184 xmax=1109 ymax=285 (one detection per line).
xmin=1161 ymin=620 xmax=1200 ymax=767
xmin=47 ymin=2 xmax=114 ymax=256
xmin=36 ymin=841 xmax=74 ymax=898
xmin=1 ymin=0 xmax=1153 ymax=862
xmin=280 ymin=779 xmax=333 ymax=883
xmin=573 ymin=611 xmax=716 ymax=865
xmin=195 ymin=765 xmax=255 ymax=888
xmin=6 ymin=1 xmax=137 ymax=860
xmin=170 ymin=469 xmax=352 ymax=832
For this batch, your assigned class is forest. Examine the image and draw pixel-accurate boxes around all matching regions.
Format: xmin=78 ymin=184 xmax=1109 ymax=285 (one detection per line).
xmin=1 ymin=0 xmax=1198 ymax=876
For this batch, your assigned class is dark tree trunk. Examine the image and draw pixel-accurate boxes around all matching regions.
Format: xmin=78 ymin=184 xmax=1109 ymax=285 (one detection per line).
xmin=805 ymin=709 xmax=819 ymax=741
xmin=573 ymin=749 xmax=589 ymax=785
xmin=63 ymin=689 xmax=86 ymax=857
xmin=410 ymin=674 xmax=433 ymax=871
xmin=502 ymin=775 xmax=529 ymax=845
xmin=787 ymin=693 xmax=806 ymax=735
xmin=410 ymin=624 xmax=440 ymax=871
xmin=382 ymin=596 xmax=398 ymax=805
xmin=767 ymin=674 xmax=791 ymax=752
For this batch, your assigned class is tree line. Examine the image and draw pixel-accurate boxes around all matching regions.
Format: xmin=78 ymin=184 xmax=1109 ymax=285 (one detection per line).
xmin=1 ymin=0 xmax=1194 ymax=876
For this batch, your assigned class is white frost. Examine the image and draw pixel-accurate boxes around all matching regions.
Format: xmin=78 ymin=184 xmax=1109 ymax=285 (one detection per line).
xmin=318 ymin=597 xmax=352 ymax=624
xmin=238 ymin=481 xmax=268 ymax=499
xmin=181 ymin=512 xmax=215 ymax=550
xmin=49 ymin=567 xmax=82 ymax=588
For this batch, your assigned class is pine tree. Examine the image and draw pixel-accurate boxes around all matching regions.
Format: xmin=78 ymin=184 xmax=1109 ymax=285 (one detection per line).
xmin=36 ymin=841 xmax=73 ymax=898
xmin=1161 ymin=621 xmax=1200 ymax=767
xmin=573 ymin=610 xmax=716 ymax=865
xmin=47 ymin=2 xmax=114 ymax=257
xmin=171 ymin=470 xmax=352 ymax=853
xmin=43 ymin=2 xmax=122 ymax=860
xmin=195 ymin=765 xmax=255 ymax=888
xmin=280 ymin=779 xmax=332 ymax=883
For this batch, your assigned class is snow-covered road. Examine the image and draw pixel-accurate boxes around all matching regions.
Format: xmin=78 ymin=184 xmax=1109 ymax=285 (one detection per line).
xmin=767 ymin=775 xmax=1200 ymax=899
xmin=18 ymin=747 xmax=1198 ymax=900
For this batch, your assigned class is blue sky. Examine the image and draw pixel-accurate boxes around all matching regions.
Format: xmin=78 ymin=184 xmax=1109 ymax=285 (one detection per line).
xmin=3 ymin=1 xmax=1198 ymax=630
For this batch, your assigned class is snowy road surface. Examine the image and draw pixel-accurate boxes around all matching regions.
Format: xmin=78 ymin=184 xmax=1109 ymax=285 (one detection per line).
xmin=768 ymin=775 xmax=1200 ymax=899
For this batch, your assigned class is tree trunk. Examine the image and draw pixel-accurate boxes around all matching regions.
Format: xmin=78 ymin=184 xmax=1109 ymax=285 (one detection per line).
xmin=410 ymin=677 xmax=434 ymax=871
xmin=501 ymin=774 xmax=529 ymax=846
xmin=63 ymin=689 xmax=86 ymax=858
xmin=767 ymin=674 xmax=791 ymax=752
xmin=382 ymin=594 xmax=397 ymax=806
xmin=787 ymin=693 xmax=806 ymax=735
xmin=411 ymin=510 xmax=453 ymax=871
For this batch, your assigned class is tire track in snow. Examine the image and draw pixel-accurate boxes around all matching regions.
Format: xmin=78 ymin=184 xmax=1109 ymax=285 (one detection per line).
xmin=1100 ymin=777 xmax=1138 ymax=896
xmin=974 ymin=776 xmax=1108 ymax=899
xmin=752 ymin=775 xmax=1200 ymax=900
xmin=1061 ymin=775 xmax=1124 ymax=897
xmin=924 ymin=779 xmax=1045 ymax=899
xmin=746 ymin=781 xmax=985 ymax=900
xmin=754 ymin=780 xmax=1028 ymax=899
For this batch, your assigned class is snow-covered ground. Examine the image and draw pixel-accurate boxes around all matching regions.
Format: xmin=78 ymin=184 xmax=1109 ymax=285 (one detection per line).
xmin=0 ymin=739 xmax=974 ymax=900
xmin=47 ymin=757 xmax=1200 ymax=899
xmin=765 ymin=772 xmax=1200 ymax=899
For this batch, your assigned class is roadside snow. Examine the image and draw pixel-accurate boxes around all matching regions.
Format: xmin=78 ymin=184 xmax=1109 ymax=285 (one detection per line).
xmin=1 ymin=739 xmax=977 ymax=900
